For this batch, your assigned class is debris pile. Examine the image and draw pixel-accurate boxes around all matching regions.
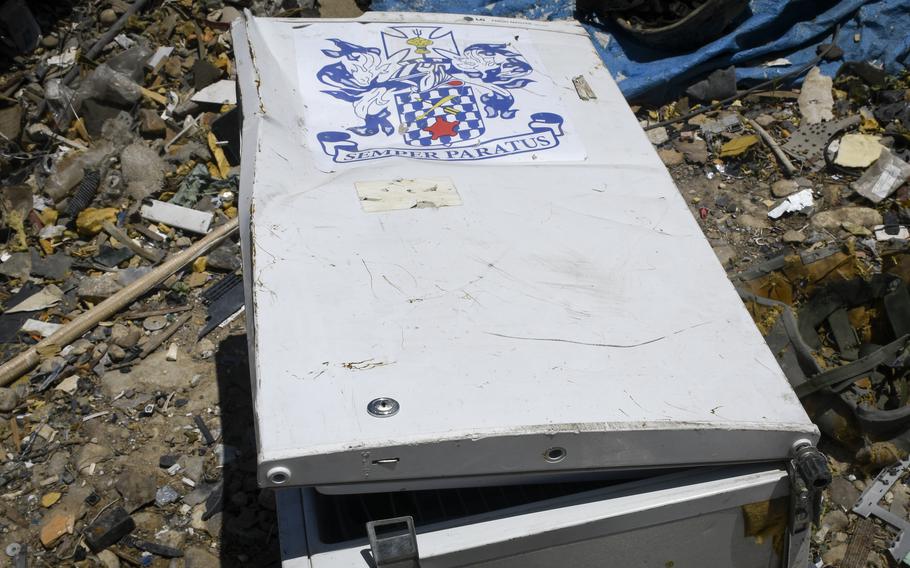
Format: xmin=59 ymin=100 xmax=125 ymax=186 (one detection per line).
xmin=639 ymin=57 xmax=910 ymax=565
xmin=0 ymin=1 xmax=315 ymax=565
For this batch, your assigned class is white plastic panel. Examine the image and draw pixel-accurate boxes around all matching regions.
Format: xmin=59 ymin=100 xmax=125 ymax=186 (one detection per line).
xmin=233 ymin=12 xmax=817 ymax=490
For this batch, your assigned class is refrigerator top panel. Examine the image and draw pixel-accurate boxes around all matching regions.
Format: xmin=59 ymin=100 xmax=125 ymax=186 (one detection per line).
xmin=232 ymin=12 xmax=817 ymax=491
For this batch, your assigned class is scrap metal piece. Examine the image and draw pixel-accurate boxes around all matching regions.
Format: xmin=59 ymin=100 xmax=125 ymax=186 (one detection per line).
xmin=841 ymin=517 xmax=876 ymax=568
xmin=781 ymin=115 xmax=860 ymax=170
xmin=572 ymin=75 xmax=596 ymax=100
xmin=198 ymin=273 xmax=243 ymax=338
xmin=853 ymin=457 xmax=910 ymax=563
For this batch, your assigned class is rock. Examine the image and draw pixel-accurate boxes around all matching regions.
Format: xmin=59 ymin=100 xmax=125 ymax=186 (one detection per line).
xmin=120 ymin=142 xmax=166 ymax=200
xmin=159 ymin=455 xmax=179 ymax=468
xmin=821 ymin=184 xmax=844 ymax=207
xmin=100 ymin=8 xmax=117 ymax=24
xmin=822 ymin=543 xmax=847 ymax=566
xmin=817 ymin=42 xmax=844 ymax=61
xmin=69 ymin=338 xmax=94 ymax=356
xmin=219 ymin=6 xmax=243 ymax=22
xmin=891 ymin=482 xmax=910 ymax=517
xmin=75 ymin=442 xmax=113 ymax=473
xmin=811 ymin=207 xmax=883 ymax=230
xmin=96 ymin=550 xmax=121 ymax=568
xmin=192 ymin=59 xmax=222 ymax=91
xmin=76 ymin=207 xmax=118 ymax=237
xmin=0 ymin=386 xmax=21 ymax=412
xmin=40 ymin=511 xmax=75 ymax=548
xmin=712 ymin=244 xmax=736 ymax=268
xmin=107 ymin=344 xmax=127 ymax=361
xmin=821 ymin=510 xmax=849 ymax=532
xmin=754 ymin=114 xmax=775 ymax=127
xmin=797 ymin=67 xmax=834 ymax=124
xmin=828 ymin=476 xmax=861 ymax=510
xmin=771 ymin=179 xmax=800 ymax=198
xmin=673 ymin=139 xmax=708 ymax=164
xmin=737 ymin=214 xmax=771 ymax=230
xmin=183 ymin=547 xmax=220 ymax=568
xmin=0 ymin=104 xmax=22 ymax=141
xmin=205 ymin=241 xmax=241 ymax=271
xmin=41 ymin=35 xmax=59 ymax=48
xmin=187 ymin=272 xmax=208 ymax=288
xmin=138 ymin=109 xmax=166 ymax=138
xmin=195 ymin=338 xmax=216 ymax=359
xmin=842 ymin=222 xmax=872 ymax=237
xmin=180 ymin=455 xmax=205 ymax=484
xmin=110 ymin=323 xmax=142 ymax=348
xmin=645 ymin=125 xmax=669 ymax=145
xmin=41 ymin=492 xmax=62 ymax=508
xmin=84 ymin=506 xmax=135 ymax=553
xmin=205 ymin=512 xmax=222 ymax=539
xmin=0 ymin=252 xmax=32 ymax=280
xmin=685 ymin=66 xmax=736 ymax=102
xmin=30 ymin=252 xmax=73 ymax=280
xmin=782 ymin=230 xmax=806 ymax=244
xmin=158 ymin=529 xmax=187 ymax=550
xmin=156 ymin=485 xmax=180 ymax=507
xmin=78 ymin=273 xmax=124 ymax=302
xmin=657 ymin=148 xmax=684 ymax=167
xmin=131 ymin=511 xmax=165 ymax=533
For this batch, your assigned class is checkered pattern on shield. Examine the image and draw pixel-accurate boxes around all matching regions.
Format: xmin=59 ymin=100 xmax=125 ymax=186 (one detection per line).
xmin=396 ymin=85 xmax=485 ymax=147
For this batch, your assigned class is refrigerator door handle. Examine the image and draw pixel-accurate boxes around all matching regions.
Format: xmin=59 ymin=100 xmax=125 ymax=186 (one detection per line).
xmin=366 ymin=516 xmax=421 ymax=568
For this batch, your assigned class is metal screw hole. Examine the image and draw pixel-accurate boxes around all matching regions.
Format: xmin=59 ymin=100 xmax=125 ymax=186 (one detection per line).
xmin=545 ymin=447 xmax=567 ymax=463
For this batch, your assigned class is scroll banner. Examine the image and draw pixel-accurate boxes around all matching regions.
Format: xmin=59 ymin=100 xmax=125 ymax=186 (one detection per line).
xmin=317 ymin=112 xmax=565 ymax=164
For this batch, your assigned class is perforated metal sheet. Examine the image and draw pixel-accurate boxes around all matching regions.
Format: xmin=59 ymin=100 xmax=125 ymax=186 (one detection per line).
xmin=781 ymin=115 xmax=860 ymax=170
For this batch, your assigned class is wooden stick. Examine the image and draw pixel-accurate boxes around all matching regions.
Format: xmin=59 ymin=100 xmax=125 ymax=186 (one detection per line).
xmin=0 ymin=218 xmax=239 ymax=386
xmin=745 ymin=117 xmax=797 ymax=178
xmin=119 ymin=304 xmax=191 ymax=320
xmin=102 ymin=221 xmax=163 ymax=263
xmin=107 ymin=311 xmax=192 ymax=371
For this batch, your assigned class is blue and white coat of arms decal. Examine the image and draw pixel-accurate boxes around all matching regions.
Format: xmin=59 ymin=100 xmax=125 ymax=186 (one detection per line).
xmin=295 ymin=23 xmax=585 ymax=169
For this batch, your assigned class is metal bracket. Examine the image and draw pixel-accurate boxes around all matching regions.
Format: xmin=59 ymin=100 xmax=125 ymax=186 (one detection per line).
xmin=366 ymin=516 xmax=420 ymax=568
xmin=853 ymin=457 xmax=910 ymax=563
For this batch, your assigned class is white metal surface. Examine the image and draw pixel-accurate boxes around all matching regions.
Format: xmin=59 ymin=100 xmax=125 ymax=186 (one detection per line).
xmin=233 ymin=12 xmax=817 ymax=490
xmin=277 ymin=465 xmax=802 ymax=567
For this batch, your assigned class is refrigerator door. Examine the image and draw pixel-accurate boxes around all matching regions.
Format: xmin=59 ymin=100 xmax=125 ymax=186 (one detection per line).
xmin=234 ymin=12 xmax=817 ymax=491
xmin=277 ymin=465 xmax=806 ymax=568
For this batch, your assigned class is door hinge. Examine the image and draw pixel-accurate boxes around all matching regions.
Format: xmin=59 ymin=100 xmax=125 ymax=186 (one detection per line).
xmin=366 ymin=516 xmax=420 ymax=568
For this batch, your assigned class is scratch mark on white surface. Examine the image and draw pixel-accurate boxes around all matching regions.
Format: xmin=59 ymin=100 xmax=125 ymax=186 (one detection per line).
xmin=486 ymin=332 xmax=665 ymax=349
xmin=342 ymin=358 xmax=393 ymax=371
xmin=624 ymin=390 xmax=645 ymax=410
xmin=487 ymin=322 xmax=710 ymax=349
xmin=382 ymin=275 xmax=406 ymax=297
xmin=362 ymin=259 xmax=377 ymax=298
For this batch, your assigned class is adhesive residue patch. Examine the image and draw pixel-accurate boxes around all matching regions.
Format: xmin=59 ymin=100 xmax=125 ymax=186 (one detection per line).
xmin=355 ymin=178 xmax=461 ymax=213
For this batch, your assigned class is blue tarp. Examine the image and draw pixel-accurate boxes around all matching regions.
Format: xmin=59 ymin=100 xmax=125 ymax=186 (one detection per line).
xmin=371 ymin=0 xmax=910 ymax=102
